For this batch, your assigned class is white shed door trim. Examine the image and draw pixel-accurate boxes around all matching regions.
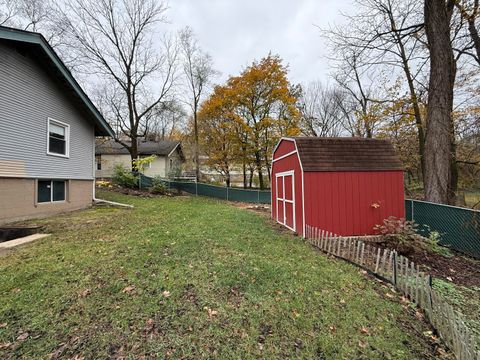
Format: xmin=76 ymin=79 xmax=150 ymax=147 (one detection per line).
xmin=275 ymin=170 xmax=296 ymax=232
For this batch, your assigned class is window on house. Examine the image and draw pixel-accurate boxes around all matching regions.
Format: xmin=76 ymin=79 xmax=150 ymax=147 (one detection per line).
xmin=96 ymin=155 xmax=102 ymax=170
xmin=47 ymin=118 xmax=69 ymax=157
xmin=37 ymin=180 xmax=66 ymax=203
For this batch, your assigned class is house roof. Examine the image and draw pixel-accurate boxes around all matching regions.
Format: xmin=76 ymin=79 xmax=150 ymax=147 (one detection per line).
xmin=285 ymin=137 xmax=403 ymax=172
xmin=96 ymin=139 xmax=184 ymax=159
xmin=0 ymin=26 xmax=114 ymax=137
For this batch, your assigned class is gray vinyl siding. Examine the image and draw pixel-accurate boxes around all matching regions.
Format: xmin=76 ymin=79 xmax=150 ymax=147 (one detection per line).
xmin=0 ymin=42 xmax=94 ymax=180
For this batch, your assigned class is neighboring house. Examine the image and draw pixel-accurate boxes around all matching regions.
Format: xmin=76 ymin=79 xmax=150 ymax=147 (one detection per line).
xmin=95 ymin=139 xmax=184 ymax=179
xmin=0 ymin=26 xmax=114 ymax=224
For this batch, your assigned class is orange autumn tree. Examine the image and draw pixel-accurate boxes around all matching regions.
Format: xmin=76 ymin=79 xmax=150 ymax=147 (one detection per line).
xmin=199 ymin=54 xmax=300 ymax=189
xmin=198 ymin=85 xmax=238 ymax=186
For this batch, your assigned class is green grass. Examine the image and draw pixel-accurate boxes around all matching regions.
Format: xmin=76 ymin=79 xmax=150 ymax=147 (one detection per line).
xmin=433 ymin=279 xmax=480 ymax=341
xmin=0 ymin=190 xmax=438 ymax=359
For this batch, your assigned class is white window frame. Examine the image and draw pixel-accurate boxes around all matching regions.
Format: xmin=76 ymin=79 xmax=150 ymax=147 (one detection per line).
xmin=275 ymin=170 xmax=296 ymax=232
xmin=47 ymin=118 xmax=70 ymax=158
xmin=37 ymin=179 xmax=67 ymax=204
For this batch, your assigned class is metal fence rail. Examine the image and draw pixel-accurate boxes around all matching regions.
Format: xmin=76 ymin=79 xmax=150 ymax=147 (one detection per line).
xmin=406 ymin=199 xmax=480 ymax=259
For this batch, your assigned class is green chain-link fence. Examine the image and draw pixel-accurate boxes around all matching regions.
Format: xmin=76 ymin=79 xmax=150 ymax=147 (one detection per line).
xmin=139 ymin=175 xmax=271 ymax=204
xmin=405 ymin=199 xmax=480 ymax=259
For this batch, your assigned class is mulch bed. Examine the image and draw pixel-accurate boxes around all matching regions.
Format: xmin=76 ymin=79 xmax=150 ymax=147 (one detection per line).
xmin=366 ymin=237 xmax=480 ymax=288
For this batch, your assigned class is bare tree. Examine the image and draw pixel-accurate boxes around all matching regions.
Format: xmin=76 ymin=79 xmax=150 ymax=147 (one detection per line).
xmin=454 ymin=0 xmax=480 ymax=65
xmin=424 ymin=0 xmax=457 ymax=204
xmin=323 ymin=0 xmax=429 ymax=179
xmin=331 ymin=49 xmax=386 ymax=138
xmin=0 ymin=0 xmax=65 ymax=46
xmin=0 ymin=0 xmax=19 ymax=26
xmin=298 ymin=81 xmax=348 ymax=137
xmin=60 ymin=0 xmax=178 ymax=166
xmin=150 ymin=100 xmax=187 ymax=140
xmin=179 ymin=27 xmax=217 ymax=180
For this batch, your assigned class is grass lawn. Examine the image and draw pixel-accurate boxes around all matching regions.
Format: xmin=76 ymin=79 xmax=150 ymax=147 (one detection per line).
xmin=0 ymin=190 xmax=443 ymax=359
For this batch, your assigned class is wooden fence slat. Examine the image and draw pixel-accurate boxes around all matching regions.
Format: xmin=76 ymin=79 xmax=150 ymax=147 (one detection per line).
xmin=374 ymin=247 xmax=381 ymax=273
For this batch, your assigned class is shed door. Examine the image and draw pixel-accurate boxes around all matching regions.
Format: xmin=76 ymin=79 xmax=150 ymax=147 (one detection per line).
xmin=276 ymin=171 xmax=295 ymax=232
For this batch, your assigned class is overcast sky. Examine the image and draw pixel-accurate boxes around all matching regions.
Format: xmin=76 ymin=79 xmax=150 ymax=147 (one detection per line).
xmin=167 ymin=0 xmax=354 ymax=85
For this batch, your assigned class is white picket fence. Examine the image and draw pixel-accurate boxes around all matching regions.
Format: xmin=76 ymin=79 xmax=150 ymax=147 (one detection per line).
xmin=305 ymin=225 xmax=480 ymax=360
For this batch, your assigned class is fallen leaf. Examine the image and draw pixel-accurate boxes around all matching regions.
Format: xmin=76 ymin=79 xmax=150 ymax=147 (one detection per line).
xmin=360 ymin=327 xmax=370 ymax=335
xmin=162 ymin=290 xmax=171 ymax=298
xmin=358 ymin=340 xmax=367 ymax=349
xmin=329 ymin=325 xmax=337 ymax=334
xmin=204 ymin=307 xmax=218 ymax=319
xmin=446 ymin=276 xmax=453 ymax=282
xmin=16 ymin=332 xmax=29 ymax=341
xmin=69 ymin=356 xmax=84 ymax=360
xmin=0 ymin=323 xmax=7 ymax=328
xmin=0 ymin=343 xmax=12 ymax=350
xmin=122 ymin=285 xmax=136 ymax=294
xmin=385 ymin=293 xmax=394 ymax=299
xmin=339 ymin=299 xmax=346 ymax=304
xmin=79 ymin=289 xmax=91 ymax=298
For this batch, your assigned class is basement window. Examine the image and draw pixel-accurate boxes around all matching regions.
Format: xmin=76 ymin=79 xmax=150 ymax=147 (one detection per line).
xmin=37 ymin=180 xmax=66 ymax=203
xmin=47 ymin=118 xmax=70 ymax=157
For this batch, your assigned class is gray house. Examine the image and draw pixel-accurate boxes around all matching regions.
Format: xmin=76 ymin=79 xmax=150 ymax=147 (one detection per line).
xmin=0 ymin=26 xmax=114 ymax=224
xmin=95 ymin=139 xmax=184 ymax=179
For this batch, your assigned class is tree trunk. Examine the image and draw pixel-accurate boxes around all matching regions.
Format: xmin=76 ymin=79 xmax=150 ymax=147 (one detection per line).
xmin=242 ymin=161 xmax=247 ymax=189
xmin=225 ymin=170 xmax=231 ymax=187
xmin=424 ymin=0 xmax=457 ymax=204
xmin=264 ymin=153 xmax=271 ymax=184
xmin=255 ymin=151 xmax=264 ymax=189
xmin=249 ymin=167 xmax=254 ymax=188
xmin=468 ymin=16 xmax=480 ymax=65
xmin=193 ymin=108 xmax=200 ymax=181
xmin=130 ymin=136 xmax=139 ymax=170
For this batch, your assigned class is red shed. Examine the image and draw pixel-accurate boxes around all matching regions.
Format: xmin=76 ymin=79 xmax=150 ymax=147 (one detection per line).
xmin=271 ymin=137 xmax=405 ymax=237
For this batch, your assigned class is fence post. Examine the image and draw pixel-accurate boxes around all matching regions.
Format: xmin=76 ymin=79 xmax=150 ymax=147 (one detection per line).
xmin=226 ymin=185 xmax=229 ymax=201
xmin=195 ymin=179 xmax=198 ymax=196
xmin=410 ymin=199 xmax=414 ymax=220
xmin=393 ymin=251 xmax=398 ymax=287
xmin=257 ymin=190 xmax=260 ymax=204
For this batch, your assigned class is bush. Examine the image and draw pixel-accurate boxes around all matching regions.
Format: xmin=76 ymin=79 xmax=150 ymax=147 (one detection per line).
xmin=374 ymin=216 xmax=419 ymax=244
xmin=424 ymin=230 xmax=454 ymax=258
xmin=112 ymin=164 xmax=138 ymax=189
xmin=150 ymin=176 xmax=168 ymax=195
xmin=375 ymin=217 xmax=453 ymax=258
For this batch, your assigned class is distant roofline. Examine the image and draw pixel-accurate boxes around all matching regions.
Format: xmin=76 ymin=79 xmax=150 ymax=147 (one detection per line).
xmin=0 ymin=26 xmax=114 ymax=137
xmin=95 ymin=138 xmax=183 ymax=158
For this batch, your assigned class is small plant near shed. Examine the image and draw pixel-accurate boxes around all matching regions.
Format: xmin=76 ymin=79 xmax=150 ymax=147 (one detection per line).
xmin=112 ymin=164 xmax=138 ymax=189
xmin=374 ymin=217 xmax=418 ymax=242
xmin=375 ymin=217 xmax=453 ymax=258
xmin=150 ymin=176 xmax=169 ymax=195
xmin=423 ymin=229 xmax=453 ymax=258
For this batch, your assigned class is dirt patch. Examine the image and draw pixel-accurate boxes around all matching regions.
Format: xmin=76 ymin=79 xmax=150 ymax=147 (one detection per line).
xmin=231 ymin=202 xmax=271 ymax=215
xmin=365 ymin=237 xmax=480 ymax=288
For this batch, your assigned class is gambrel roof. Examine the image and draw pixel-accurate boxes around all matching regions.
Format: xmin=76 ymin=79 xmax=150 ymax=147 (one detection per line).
xmin=283 ymin=137 xmax=403 ymax=172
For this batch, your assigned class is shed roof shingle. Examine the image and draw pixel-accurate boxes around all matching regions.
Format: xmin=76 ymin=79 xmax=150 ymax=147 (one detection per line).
xmin=289 ymin=137 xmax=403 ymax=172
